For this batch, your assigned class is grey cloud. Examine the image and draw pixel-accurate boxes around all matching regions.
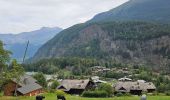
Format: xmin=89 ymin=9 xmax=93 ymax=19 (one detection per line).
xmin=0 ymin=0 xmax=128 ymax=33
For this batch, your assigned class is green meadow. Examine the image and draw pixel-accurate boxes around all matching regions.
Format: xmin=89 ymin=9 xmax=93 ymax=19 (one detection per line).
xmin=1 ymin=93 xmax=170 ymax=100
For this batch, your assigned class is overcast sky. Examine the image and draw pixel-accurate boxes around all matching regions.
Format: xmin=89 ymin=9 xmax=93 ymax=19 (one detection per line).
xmin=0 ymin=0 xmax=128 ymax=34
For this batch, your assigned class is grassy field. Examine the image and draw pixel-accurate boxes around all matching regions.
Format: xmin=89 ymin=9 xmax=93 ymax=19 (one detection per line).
xmin=1 ymin=93 xmax=170 ymax=100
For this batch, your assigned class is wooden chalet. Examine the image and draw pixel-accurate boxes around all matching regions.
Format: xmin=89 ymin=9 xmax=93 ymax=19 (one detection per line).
xmin=114 ymin=81 xmax=156 ymax=95
xmin=57 ymin=79 xmax=95 ymax=95
xmin=4 ymin=74 xmax=43 ymax=96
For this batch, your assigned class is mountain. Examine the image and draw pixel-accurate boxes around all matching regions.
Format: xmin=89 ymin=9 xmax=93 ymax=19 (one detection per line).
xmin=32 ymin=22 xmax=170 ymax=68
xmin=32 ymin=0 xmax=170 ymax=69
xmin=0 ymin=27 xmax=62 ymax=61
xmin=90 ymin=0 xmax=170 ymax=23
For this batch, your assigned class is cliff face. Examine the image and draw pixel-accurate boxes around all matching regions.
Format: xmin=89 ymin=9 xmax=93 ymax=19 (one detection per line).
xmin=33 ymin=22 xmax=170 ymax=69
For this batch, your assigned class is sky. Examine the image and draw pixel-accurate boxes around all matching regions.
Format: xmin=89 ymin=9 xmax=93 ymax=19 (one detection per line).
xmin=0 ymin=0 xmax=128 ymax=34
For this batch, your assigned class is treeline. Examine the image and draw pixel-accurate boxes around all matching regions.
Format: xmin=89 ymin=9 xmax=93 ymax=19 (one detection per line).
xmin=23 ymin=57 xmax=125 ymax=74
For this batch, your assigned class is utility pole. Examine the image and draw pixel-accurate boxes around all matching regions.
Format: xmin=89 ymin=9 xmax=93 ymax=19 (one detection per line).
xmin=22 ymin=40 xmax=29 ymax=63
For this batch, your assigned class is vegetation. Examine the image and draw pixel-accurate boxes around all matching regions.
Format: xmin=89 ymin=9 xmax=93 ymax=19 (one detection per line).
xmin=33 ymin=72 xmax=47 ymax=88
xmin=0 ymin=41 xmax=24 ymax=93
xmin=50 ymin=80 xmax=60 ymax=90
xmin=1 ymin=93 xmax=170 ymax=100
xmin=82 ymin=91 xmax=108 ymax=98
xmin=98 ymin=83 xmax=114 ymax=97
xmin=32 ymin=21 xmax=170 ymax=61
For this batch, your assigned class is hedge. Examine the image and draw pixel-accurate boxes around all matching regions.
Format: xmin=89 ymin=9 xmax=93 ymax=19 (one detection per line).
xmin=82 ymin=91 xmax=108 ymax=98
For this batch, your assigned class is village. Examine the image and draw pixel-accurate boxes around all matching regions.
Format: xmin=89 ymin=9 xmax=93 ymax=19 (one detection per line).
xmin=2 ymin=65 xmax=157 ymax=99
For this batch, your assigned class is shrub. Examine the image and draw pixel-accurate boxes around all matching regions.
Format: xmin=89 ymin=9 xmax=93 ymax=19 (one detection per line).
xmin=116 ymin=92 xmax=123 ymax=97
xmin=56 ymin=90 xmax=66 ymax=96
xmin=98 ymin=83 xmax=114 ymax=97
xmin=50 ymin=80 xmax=60 ymax=89
xmin=82 ymin=91 xmax=108 ymax=98
xmin=165 ymin=91 xmax=170 ymax=96
xmin=124 ymin=93 xmax=132 ymax=96
xmin=0 ymin=92 xmax=3 ymax=97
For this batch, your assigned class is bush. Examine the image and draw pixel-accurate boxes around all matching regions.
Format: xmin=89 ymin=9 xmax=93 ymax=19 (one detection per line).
xmin=116 ymin=92 xmax=123 ymax=97
xmin=50 ymin=80 xmax=60 ymax=89
xmin=165 ymin=91 xmax=170 ymax=96
xmin=124 ymin=93 xmax=131 ymax=96
xmin=98 ymin=83 xmax=114 ymax=97
xmin=56 ymin=90 xmax=66 ymax=96
xmin=0 ymin=92 xmax=3 ymax=97
xmin=82 ymin=91 xmax=108 ymax=98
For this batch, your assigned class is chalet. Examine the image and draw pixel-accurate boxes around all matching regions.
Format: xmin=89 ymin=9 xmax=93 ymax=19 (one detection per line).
xmin=57 ymin=79 xmax=95 ymax=95
xmin=114 ymin=80 xmax=156 ymax=95
xmin=4 ymin=74 xmax=43 ymax=96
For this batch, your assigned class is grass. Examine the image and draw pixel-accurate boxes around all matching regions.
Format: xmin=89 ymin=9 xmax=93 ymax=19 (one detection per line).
xmin=1 ymin=93 xmax=170 ymax=100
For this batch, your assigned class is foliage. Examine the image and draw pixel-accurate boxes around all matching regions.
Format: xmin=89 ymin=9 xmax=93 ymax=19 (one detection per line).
xmin=82 ymin=91 xmax=108 ymax=98
xmin=50 ymin=80 xmax=60 ymax=89
xmin=115 ymin=92 xmax=123 ymax=97
xmin=0 ymin=41 xmax=11 ymax=87
xmin=56 ymin=90 xmax=66 ymax=96
xmin=97 ymin=83 xmax=113 ymax=97
xmin=33 ymin=72 xmax=47 ymax=88
xmin=0 ymin=41 xmax=24 ymax=94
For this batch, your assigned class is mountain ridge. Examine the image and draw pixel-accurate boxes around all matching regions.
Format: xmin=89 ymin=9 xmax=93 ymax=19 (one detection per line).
xmin=32 ymin=0 xmax=170 ymax=69
xmin=90 ymin=0 xmax=170 ymax=23
xmin=0 ymin=27 xmax=62 ymax=61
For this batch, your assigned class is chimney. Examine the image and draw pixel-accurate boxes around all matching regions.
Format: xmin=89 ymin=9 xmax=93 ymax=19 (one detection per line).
xmin=23 ymin=77 xmax=29 ymax=85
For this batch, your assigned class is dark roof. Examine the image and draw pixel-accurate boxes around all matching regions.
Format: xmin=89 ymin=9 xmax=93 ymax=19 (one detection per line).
xmin=17 ymin=83 xmax=42 ymax=94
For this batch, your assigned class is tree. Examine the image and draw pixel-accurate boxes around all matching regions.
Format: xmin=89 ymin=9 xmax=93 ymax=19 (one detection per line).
xmin=0 ymin=41 xmax=11 ymax=90
xmin=98 ymin=83 xmax=114 ymax=97
xmin=33 ymin=72 xmax=47 ymax=88
xmin=9 ymin=59 xmax=24 ymax=96
xmin=50 ymin=80 xmax=60 ymax=89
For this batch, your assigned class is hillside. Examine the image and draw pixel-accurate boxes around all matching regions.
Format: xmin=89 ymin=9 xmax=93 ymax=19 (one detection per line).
xmin=32 ymin=22 xmax=170 ymax=69
xmin=0 ymin=27 xmax=62 ymax=61
xmin=90 ymin=0 xmax=170 ymax=23
xmin=32 ymin=0 xmax=170 ymax=68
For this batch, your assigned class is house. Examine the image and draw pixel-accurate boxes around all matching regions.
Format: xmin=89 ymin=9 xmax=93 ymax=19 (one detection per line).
xmin=118 ymin=77 xmax=132 ymax=81
xmin=91 ymin=66 xmax=111 ymax=75
xmin=57 ymin=79 xmax=95 ymax=95
xmin=91 ymin=76 xmax=107 ymax=86
xmin=114 ymin=81 xmax=156 ymax=95
xmin=4 ymin=74 xmax=43 ymax=96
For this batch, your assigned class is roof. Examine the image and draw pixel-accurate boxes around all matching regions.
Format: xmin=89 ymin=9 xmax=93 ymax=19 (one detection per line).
xmin=11 ymin=74 xmax=42 ymax=95
xmin=118 ymin=77 xmax=132 ymax=81
xmin=58 ymin=79 xmax=90 ymax=91
xmin=12 ymin=74 xmax=37 ymax=86
xmin=17 ymin=83 xmax=42 ymax=94
xmin=114 ymin=81 xmax=156 ymax=92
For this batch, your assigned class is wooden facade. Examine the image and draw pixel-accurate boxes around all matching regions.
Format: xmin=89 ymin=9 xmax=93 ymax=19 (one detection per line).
xmin=17 ymin=89 xmax=43 ymax=96
xmin=4 ymin=81 xmax=20 ymax=96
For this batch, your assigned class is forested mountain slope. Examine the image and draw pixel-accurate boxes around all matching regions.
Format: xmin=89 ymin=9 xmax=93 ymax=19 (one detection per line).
xmin=90 ymin=0 xmax=170 ymax=23
xmin=33 ymin=22 xmax=170 ymax=69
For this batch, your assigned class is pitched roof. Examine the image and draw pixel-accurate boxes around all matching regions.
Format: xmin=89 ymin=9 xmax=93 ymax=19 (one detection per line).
xmin=115 ymin=81 xmax=156 ymax=92
xmin=17 ymin=83 xmax=42 ymax=94
xmin=12 ymin=74 xmax=42 ymax=95
xmin=58 ymin=79 xmax=90 ymax=91
xmin=12 ymin=74 xmax=37 ymax=86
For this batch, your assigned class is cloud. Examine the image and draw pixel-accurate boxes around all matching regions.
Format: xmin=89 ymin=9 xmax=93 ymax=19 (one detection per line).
xmin=0 ymin=0 xmax=128 ymax=34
